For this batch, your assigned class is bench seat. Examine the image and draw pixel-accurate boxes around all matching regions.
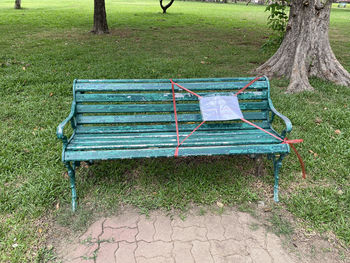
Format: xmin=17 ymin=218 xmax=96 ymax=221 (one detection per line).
xmin=57 ymin=77 xmax=293 ymax=211
xmin=65 ymin=129 xmax=289 ymax=161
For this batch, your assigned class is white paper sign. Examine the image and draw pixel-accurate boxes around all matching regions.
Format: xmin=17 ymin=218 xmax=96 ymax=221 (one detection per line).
xmin=199 ymin=94 xmax=243 ymax=121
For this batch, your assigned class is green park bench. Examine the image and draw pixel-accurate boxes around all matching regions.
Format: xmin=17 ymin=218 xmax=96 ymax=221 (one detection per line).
xmin=57 ymin=77 xmax=293 ymax=211
xmin=338 ymin=2 xmax=346 ymax=7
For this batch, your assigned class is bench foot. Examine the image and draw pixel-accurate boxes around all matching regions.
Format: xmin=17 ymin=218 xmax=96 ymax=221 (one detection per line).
xmin=254 ymin=155 xmax=263 ymax=177
xmin=272 ymin=154 xmax=286 ymax=202
xmin=65 ymin=162 xmax=77 ymax=212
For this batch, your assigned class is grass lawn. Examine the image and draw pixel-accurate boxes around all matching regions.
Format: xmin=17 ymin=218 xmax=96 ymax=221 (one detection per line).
xmin=0 ymin=0 xmax=349 ymax=261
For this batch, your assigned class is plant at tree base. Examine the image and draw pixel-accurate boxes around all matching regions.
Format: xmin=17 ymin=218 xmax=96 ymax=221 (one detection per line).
xmin=255 ymin=0 xmax=350 ymax=92
xmin=262 ymin=0 xmax=289 ymax=52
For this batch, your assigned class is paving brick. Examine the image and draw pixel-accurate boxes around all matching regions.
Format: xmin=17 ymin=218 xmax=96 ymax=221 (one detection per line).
xmin=104 ymin=211 xmax=139 ymax=229
xmin=237 ymin=212 xmax=258 ymax=226
xmin=245 ymin=227 xmax=266 ymax=247
xmin=172 ymin=215 xmax=205 ymax=228
xmin=212 ymin=254 xmax=253 ymax=263
xmin=64 ymin=242 xmax=98 ymax=262
xmin=69 ymin=257 xmax=94 ymax=263
xmin=79 ymin=218 xmax=105 ymax=242
xmin=173 ymin=241 xmax=194 ymax=263
xmin=249 ymin=247 xmax=272 ymax=263
xmin=191 ymin=240 xmax=214 ymax=263
xmin=153 ymin=215 xmax=172 ymax=242
xmin=136 ymin=256 xmax=174 ymax=263
xmin=135 ymin=241 xmax=173 ymax=258
xmin=221 ymin=213 xmax=245 ymax=241
xmin=136 ymin=215 xmax=156 ymax=242
xmin=100 ymin=227 xmax=138 ymax=243
xmin=210 ymin=239 xmax=246 ymax=257
xmin=115 ymin=241 xmax=137 ymax=263
xmin=172 ymin=226 xmax=207 ymax=242
xmin=204 ymin=215 xmax=225 ymax=241
xmin=266 ymin=233 xmax=295 ymax=263
xmin=96 ymin=242 xmax=118 ymax=263
xmin=58 ymin=209 xmax=301 ymax=263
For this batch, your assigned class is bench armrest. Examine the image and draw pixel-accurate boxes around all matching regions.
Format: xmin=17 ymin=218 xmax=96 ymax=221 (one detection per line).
xmin=268 ymin=98 xmax=292 ymax=137
xmin=57 ymin=102 xmax=76 ymax=143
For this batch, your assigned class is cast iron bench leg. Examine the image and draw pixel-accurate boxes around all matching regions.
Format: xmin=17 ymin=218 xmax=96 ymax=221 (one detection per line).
xmin=65 ymin=162 xmax=77 ymax=211
xmin=272 ymin=154 xmax=286 ymax=202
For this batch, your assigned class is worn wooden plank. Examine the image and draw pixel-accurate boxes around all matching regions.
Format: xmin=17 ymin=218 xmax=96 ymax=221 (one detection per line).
xmin=76 ymin=77 xmax=267 ymax=84
xmin=64 ymin=144 xmax=289 ymax=161
xmin=68 ymin=133 xmax=281 ymax=150
xmin=73 ymin=129 xmax=275 ymax=139
xmin=71 ymin=132 xmax=279 ymax=143
xmin=75 ymin=91 xmax=268 ymax=103
xmin=75 ymin=121 xmax=271 ymax=134
xmin=67 ymin=139 xmax=281 ymax=150
xmin=75 ymin=81 xmax=268 ymax=92
xmin=76 ymin=112 xmax=267 ymax=124
xmin=76 ymin=101 xmax=268 ymax=113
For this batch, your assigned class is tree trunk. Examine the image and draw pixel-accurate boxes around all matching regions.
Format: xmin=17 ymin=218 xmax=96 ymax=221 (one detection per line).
xmin=160 ymin=0 xmax=175 ymax=14
xmin=14 ymin=0 xmax=21 ymax=9
xmin=92 ymin=0 xmax=109 ymax=34
xmin=255 ymin=0 xmax=350 ymax=92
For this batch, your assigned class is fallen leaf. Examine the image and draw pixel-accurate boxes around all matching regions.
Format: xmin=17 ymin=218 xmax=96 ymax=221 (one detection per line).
xmin=338 ymin=190 xmax=343 ymax=195
xmin=200 ymin=61 xmax=206 ymax=64
xmin=335 ymin=129 xmax=341 ymax=135
xmin=313 ymin=153 xmax=318 ymax=158
xmin=38 ymin=228 xmax=42 ymax=234
xmin=22 ymin=67 xmax=26 ymax=71
xmin=315 ymin=117 xmax=322 ymax=124
xmin=308 ymin=150 xmax=314 ymax=154
xmin=56 ymin=202 xmax=60 ymax=210
xmin=216 ymin=201 xmax=224 ymax=208
xmin=49 ymin=92 xmax=53 ymax=97
xmin=12 ymin=243 xmax=18 ymax=248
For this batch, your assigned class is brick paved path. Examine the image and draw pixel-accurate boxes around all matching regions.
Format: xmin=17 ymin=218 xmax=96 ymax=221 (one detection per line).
xmin=60 ymin=209 xmax=296 ymax=263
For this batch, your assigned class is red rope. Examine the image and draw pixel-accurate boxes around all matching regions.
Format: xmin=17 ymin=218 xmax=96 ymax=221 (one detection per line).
xmin=241 ymin=118 xmax=305 ymax=178
xmin=235 ymin=75 xmax=264 ymax=96
xmin=170 ymin=79 xmax=202 ymax=98
xmin=170 ymin=79 xmax=205 ymax=157
xmin=169 ymin=78 xmax=306 ymax=179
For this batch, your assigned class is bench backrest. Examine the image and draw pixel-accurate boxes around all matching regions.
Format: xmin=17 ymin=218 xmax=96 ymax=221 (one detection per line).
xmin=73 ymin=77 xmax=271 ymax=134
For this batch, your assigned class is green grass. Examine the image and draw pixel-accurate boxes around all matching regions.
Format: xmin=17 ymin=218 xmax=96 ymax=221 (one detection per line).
xmin=0 ymin=0 xmax=349 ymax=261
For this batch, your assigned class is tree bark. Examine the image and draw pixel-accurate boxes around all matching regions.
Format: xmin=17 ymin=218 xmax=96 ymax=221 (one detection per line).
xmin=14 ymin=0 xmax=21 ymax=9
xmin=92 ymin=0 xmax=109 ymax=34
xmin=160 ymin=0 xmax=175 ymax=14
xmin=255 ymin=0 xmax=350 ymax=92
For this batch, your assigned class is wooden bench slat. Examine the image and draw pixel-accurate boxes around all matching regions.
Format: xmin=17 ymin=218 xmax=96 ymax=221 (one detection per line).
xmin=73 ymin=129 xmax=272 ymax=138
xmin=76 ymin=77 xmax=267 ymax=84
xmin=75 ymin=91 xmax=268 ymax=102
xmin=64 ymin=144 xmax=289 ymax=161
xmin=71 ymin=131 xmax=278 ymax=143
xmin=76 ymin=101 xmax=268 ymax=113
xmin=75 ymin=121 xmax=271 ymax=134
xmin=76 ymin=112 xmax=267 ymax=124
xmin=68 ymin=132 xmax=280 ymax=150
xmin=67 ymin=139 xmax=280 ymax=150
xmin=75 ymin=81 xmax=268 ymax=92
